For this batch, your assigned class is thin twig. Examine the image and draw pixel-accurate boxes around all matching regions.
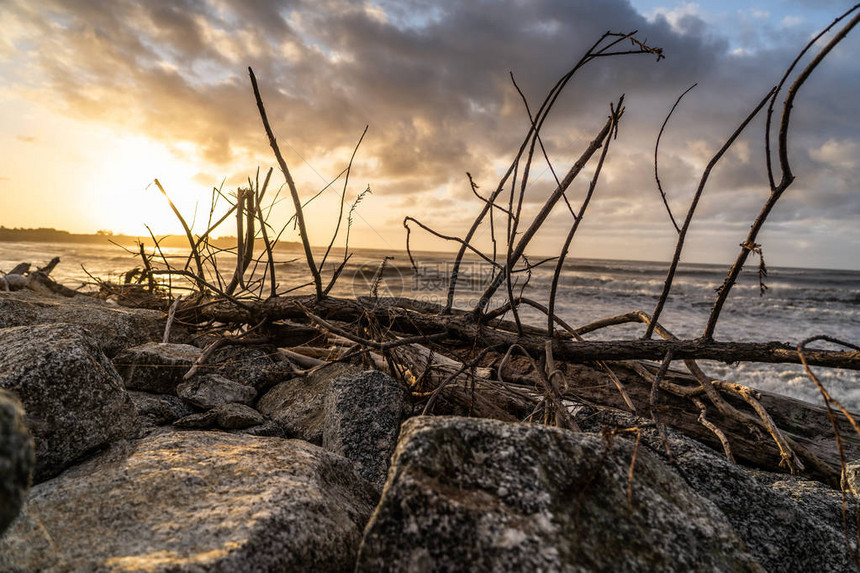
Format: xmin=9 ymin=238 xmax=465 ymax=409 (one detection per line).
xmin=547 ymin=100 xmax=620 ymax=337
xmin=441 ymin=31 xmax=661 ymax=313
xmin=475 ymin=110 xmax=619 ymax=316
xmin=422 ymin=347 xmax=498 ymax=415
xmin=321 ymin=126 xmax=368 ymax=276
xmin=653 ymin=83 xmax=696 ymax=234
xmin=152 ymin=179 xmax=206 ymax=292
xmin=692 ymin=397 xmax=735 ymax=462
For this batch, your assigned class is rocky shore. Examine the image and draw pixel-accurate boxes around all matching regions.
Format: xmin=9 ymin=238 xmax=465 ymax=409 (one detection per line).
xmin=1 ymin=289 xmax=858 ymax=572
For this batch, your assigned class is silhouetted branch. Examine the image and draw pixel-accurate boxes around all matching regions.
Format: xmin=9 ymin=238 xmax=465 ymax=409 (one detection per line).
xmin=249 ymin=66 xmax=323 ymax=300
xmin=644 ymin=88 xmax=775 ymax=340
xmin=653 ymin=83 xmax=696 ymax=234
xmin=152 ymin=179 xmax=206 ymax=292
xmin=547 ymin=101 xmax=621 ymax=337
xmin=475 ymin=107 xmax=620 ymax=316
xmin=703 ymin=9 xmax=860 ymax=340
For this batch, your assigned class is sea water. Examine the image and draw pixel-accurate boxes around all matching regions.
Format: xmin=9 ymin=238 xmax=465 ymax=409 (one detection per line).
xmin=2 ymin=240 xmax=858 ymax=410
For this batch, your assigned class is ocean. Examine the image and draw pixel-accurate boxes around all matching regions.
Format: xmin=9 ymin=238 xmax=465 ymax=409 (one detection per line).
xmin=2 ymin=240 xmax=858 ymax=411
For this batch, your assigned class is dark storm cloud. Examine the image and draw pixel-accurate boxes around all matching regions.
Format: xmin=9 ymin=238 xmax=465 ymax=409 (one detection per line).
xmin=2 ymin=0 xmax=858 ymax=245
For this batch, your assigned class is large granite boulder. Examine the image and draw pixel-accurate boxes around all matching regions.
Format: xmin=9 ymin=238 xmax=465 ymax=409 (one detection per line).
xmin=357 ymin=416 xmax=761 ymax=572
xmin=323 ymin=370 xmax=405 ymax=490
xmin=0 ymin=324 xmax=139 ymax=482
xmin=655 ymin=428 xmax=857 ymax=571
xmin=257 ymin=362 xmax=359 ymax=444
xmin=577 ymin=407 xmax=859 ymax=572
xmin=113 ymin=342 xmax=202 ymax=394
xmin=0 ymin=430 xmax=378 ymax=572
xmin=0 ymin=290 xmax=170 ymax=355
xmin=0 ymin=390 xmax=34 ymax=536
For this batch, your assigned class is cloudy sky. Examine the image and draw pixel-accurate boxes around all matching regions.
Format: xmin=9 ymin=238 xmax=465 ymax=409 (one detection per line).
xmin=0 ymin=1 xmax=857 ymax=269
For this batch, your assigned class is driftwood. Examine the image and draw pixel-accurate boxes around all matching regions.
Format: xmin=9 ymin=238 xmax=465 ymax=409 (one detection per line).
xmin=162 ymin=292 xmax=857 ymax=484
xmin=184 ymin=296 xmax=860 ymax=371
xmin=1 ymin=257 xmax=78 ymax=297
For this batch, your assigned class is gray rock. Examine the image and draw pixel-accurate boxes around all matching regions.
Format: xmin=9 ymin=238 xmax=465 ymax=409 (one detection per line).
xmin=113 ymin=342 xmax=202 ymax=394
xmin=666 ymin=436 xmax=860 ymax=572
xmin=323 ymin=370 xmax=405 ymax=490
xmin=257 ymin=362 xmax=359 ymax=444
xmin=0 ymin=430 xmax=377 ymax=572
xmin=128 ymin=391 xmax=195 ymax=426
xmin=174 ymin=404 xmax=265 ymax=431
xmin=203 ymin=345 xmax=279 ymax=393
xmin=0 ymin=390 xmax=34 ymax=536
xmin=229 ymin=419 xmax=289 ymax=438
xmin=173 ymin=410 xmax=218 ymax=429
xmin=578 ymin=408 xmax=859 ymax=572
xmin=357 ymin=416 xmax=761 ymax=572
xmin=177 ymin=373 xmax=257 ymax=409
xmin=0 ymin=324 xmax=139 ymax=482
xmin=214 ymin=403 xmax=265 ymax=429
xmin=0 ymin=290 xmax=168 ymax=355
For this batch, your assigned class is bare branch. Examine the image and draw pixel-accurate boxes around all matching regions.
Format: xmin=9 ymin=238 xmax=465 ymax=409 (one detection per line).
xmin=644 ymin=88 xmax=775 ymax=340
xmin=249 ymin=67 xmax=323 ymax=300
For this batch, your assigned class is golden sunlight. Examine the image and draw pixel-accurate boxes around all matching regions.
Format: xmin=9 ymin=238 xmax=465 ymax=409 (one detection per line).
xmin=88 ymin=135 xmax=214 ymax=237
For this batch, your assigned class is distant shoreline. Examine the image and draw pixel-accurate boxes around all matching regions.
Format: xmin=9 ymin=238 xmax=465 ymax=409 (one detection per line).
xmin=2 ymin=226 xmax=858 ymax=273
xmin=0 ymin=226 xmax=301 ymax=251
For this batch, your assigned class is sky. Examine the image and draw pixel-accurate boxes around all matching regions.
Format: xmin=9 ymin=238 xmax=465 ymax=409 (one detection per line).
xmin=0 ymin=0 xmax=858 ymax=269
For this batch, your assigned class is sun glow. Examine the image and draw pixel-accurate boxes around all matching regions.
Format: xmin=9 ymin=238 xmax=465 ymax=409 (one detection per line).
xmin=88 ymin=135 xmax=218 ymax=237
xmin=0 ymin=93 xmax=226 ymax=238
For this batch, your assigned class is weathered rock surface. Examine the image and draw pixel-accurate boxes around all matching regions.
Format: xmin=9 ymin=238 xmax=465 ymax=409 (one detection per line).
xmin=174 ymin=403 xmax=265 ymax=430
xmin=323 ymin=370 xmax=405 ymax=490
xmin=0 ymin=274 xmax=27 ymax=291
xmin=357 ymin=416 xmax=761 ymax=572
xmin=173 ymin=410 xmax=218 ymax=429
xmin=203 ymin=345 xmax=279 ymax=393
xmin=661 ymin=434 xmax=858 ymax=572
xmin=258 ymin=362 xmax=359 ymax=444
xmin=0 ymin=324 xmax=139 ymax=482
xmin=0 ymin=290 xmax=169 ymax=355
xmin=128 ymin=391 xmax=195 ymax=426
xmin=577 ymin=407 xmax=859 ymax=572
xmin=214 ymin=403 xmax=266 ymax=429
xmin=229 ymin=419 xmax=289 ymax=438
xmin=113 ymin=342 xmax=202 ymax=394
xmin=0 ymin=390 xmax=34 ymax=536
xmin=177 ymin=373 xmax=257 ymax=409
xmin=0 ymin=430 xmax=378 ymax=572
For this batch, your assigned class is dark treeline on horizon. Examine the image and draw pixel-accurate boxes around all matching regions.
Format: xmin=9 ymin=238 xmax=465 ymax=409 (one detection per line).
xmin=0 ymin=226 xmax=301 ymax=250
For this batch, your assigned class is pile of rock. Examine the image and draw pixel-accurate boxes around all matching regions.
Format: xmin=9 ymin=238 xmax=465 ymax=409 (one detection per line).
xmin=1 ymin=290 xmax=858 ymax=571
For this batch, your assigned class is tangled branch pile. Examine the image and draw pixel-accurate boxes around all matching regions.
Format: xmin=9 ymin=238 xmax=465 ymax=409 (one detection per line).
xmin=102 ymin=11 xmax=860 ymax=489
